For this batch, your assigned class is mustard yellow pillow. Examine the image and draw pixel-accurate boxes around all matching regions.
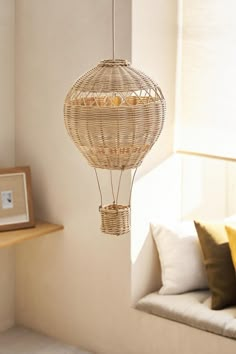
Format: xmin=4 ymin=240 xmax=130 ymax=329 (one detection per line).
xmin=194 ymin=221 xmax=236 ymax=310
xmin=225 ymin=225 xmax=236 ymax=270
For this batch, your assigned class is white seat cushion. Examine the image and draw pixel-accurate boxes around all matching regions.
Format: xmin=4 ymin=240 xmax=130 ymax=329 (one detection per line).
xmin=136 ymin=290 xmax=236 ymax=339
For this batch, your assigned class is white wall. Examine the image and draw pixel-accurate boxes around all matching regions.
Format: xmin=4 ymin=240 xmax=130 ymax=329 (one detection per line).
xmin=15 ymin=1 xmax=134 ymax=353
xmin=0 ymin=0 xmax=15 ymax=166
xmin=14 ymin=1 xmax=236 ymax=353
xmin=0 ymin=0 xmax=15 ymax=331
xmin=131 ymin=0 xmax=178 ymax=303
xmin=132 ymin=0 xmax=177 ymax=177
xmin=175 ymin=0 xmax=236 ymax=159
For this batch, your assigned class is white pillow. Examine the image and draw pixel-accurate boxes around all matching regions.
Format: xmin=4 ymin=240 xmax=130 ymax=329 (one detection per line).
xmin=151 ymin=221 xmax=208 ymax=295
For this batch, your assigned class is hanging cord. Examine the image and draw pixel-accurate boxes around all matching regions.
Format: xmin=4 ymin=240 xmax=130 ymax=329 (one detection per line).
xmin=94 ymin=168 xmax=103 ymax=207
xmin=115 ymin=168 xmax=124 ymax=205
xmin=110 ymin=170 xmax=116 ymax=203
xmin=112 ymin=0 xmax=115 ymax=60
xmin=128 ymin=167 xmax=138 ymax=207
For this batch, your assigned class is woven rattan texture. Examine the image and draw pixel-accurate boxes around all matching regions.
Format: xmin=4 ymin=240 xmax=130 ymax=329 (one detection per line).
xmin=100 ymin=204 xmax=130 ymax=235
xmin=64 ymin=59 xmax=166 ymax=170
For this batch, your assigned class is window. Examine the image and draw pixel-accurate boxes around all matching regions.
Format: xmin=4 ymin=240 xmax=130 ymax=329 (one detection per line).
xmin=175 ymin=0 xmax=236 ymax=160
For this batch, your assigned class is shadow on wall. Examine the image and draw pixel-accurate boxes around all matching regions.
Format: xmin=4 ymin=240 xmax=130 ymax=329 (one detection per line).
xmin=131 ymin=228 xmax=161 ymax=305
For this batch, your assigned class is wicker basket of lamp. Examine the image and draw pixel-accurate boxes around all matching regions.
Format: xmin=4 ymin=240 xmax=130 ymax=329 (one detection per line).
xmin=100 ymin=204 xmax=130 ymax=236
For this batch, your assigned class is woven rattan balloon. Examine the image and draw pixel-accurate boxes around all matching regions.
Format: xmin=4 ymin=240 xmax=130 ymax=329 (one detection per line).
xmin=64 ymin=58 xmax=166 ymax=236
xmin=64 ymin=59 xmax=166 ymax=171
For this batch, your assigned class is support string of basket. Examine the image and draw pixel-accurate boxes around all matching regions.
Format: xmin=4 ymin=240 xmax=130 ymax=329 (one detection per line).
xmin=94 ymin=168 xmax=103 ymax=207
xmin=128 ymin=167 xmax=138 ymax=207
xmin=110 ymin=170 xmax=116 ymax=203
xmin=115 ymin=169 xmax=124 ymax=205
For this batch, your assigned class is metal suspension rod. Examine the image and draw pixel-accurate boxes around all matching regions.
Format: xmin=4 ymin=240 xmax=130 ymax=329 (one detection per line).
xmin=112 ymin=0 xmax=115 ymax=60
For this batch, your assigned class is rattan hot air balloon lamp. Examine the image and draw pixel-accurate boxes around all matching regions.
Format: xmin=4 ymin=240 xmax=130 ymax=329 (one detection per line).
xmin=64 ymin=0 xmax=166 ymax=236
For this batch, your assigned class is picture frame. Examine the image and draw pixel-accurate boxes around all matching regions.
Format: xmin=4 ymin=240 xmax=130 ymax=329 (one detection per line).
xmin=0 ymin=166 xmax=35 ymax=231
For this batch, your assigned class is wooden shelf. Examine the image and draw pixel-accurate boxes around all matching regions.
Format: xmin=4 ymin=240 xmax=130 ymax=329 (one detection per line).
xmin=0 ymin=221 xmax=63 ymax=248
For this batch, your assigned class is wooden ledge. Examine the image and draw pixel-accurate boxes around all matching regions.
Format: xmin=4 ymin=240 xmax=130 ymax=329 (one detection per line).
xmin=0 ymin=221 xmax=63 ymax=248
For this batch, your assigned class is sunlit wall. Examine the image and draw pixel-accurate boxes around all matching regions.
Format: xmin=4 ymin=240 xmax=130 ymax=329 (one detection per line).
xmin=175 ymin=0 xmax=236 ymax=159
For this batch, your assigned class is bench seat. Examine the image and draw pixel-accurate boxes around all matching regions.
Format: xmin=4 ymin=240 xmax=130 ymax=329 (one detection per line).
xmin=136 ymin=290 xmax=236 ymax=340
